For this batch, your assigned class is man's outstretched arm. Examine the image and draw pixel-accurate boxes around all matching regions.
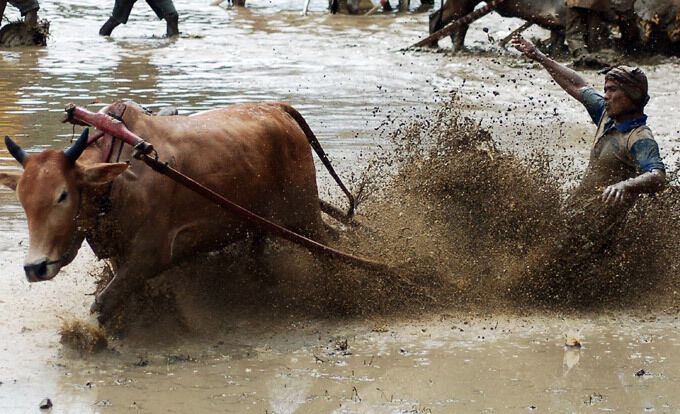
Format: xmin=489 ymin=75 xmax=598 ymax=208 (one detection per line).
xmin=511 ymin=35 xmax=589 ymax=102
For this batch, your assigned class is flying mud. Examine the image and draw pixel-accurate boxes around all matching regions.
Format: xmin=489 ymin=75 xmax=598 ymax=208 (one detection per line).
xmin=75 ymin=95 xmax=680 ymax=339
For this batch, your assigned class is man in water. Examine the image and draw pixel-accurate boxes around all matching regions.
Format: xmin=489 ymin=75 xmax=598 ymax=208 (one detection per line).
xmin=511 ymin=35 xmax=666 ymax=299
xmin=99 ymin=0 xmax=179 ymax=37
xmin=0 ymin=0 xmax=39 ymax=28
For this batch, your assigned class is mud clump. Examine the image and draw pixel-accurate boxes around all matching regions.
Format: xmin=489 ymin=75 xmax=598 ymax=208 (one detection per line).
xmin=0 ymin=20 xmax=49 ymax=47
xmin=59 ymin=320 xmax=108 ymax=354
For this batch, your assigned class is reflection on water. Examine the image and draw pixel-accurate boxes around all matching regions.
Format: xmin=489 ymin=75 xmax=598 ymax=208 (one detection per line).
xmin=1 ymin=0 xmax=680 ymax=412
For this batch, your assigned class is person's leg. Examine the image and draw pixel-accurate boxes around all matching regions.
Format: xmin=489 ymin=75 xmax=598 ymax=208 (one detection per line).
xmin=586 ymin=10 xmax=609 ymax=51
xmin=565 ymin=6 xmax=589 ymax=57
xmin=100 ymin=0 xmax=137 ymax=36
xmin=8 ymin=0 xmax=39 ymax=25
xmin=146 ymin=0 xmax=178 ymax=36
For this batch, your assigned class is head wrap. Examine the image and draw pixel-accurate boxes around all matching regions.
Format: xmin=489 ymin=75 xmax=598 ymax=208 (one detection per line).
xmin=601 ymin=66 xmax=650 ymax=108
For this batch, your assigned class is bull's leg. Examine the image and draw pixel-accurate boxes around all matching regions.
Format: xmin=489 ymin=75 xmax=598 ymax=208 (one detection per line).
xmin=398 ymin=0 xmax=409 ymax=12
xmin=548 ymin=29 xmax=566 ymax=56
xmin=617 ymin=16 xmax=640 ymax=53
xmin=429 ymin=0 xmax=475 ymax=51
xmin=91 ymin=237 xmax=172 ymax=324
xmin=416 ymin=0 xmax=434 ymax=13
xmin=452 ymin=24 xmax=469 ymax=51
xmin=91 ymin=266 xmax=149 ymax=324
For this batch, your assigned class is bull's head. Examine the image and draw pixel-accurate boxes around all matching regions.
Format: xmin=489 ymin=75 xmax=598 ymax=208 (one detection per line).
xmin=0 ymin=129 xmax=128 ymax=282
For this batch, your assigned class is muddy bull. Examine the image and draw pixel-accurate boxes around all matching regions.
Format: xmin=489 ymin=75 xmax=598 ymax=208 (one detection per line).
xmin=634 ymin=0 xmax=680 ymax=49
xmin=429 ymin=0 xmax=680 ymax=53
xmin=428 ymin=0 xmax=566 ymax=50
xmin=0 ymin=102 xmax=335 ymax=322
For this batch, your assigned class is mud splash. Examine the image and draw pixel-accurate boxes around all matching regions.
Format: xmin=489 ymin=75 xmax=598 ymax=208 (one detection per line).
xmin=59 ymin=320 xmax=108 ymax=354
xmin=350 ymin=94 xmax=680 ymax=312
xmin=90 ymin=95 xmax=680 ymax=335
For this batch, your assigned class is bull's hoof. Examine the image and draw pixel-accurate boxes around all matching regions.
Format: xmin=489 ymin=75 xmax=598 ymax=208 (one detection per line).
xmin=90 ymin=296 xmax=116 ymax=325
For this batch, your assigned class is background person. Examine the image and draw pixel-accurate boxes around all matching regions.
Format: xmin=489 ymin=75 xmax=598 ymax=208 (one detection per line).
xmin=0 ymin=0 xmax=39 ymax=28
xmin=99 ymin=0 xmax=179 ymax=37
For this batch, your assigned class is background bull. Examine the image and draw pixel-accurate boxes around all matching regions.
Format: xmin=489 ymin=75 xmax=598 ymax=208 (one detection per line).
xmin=429 ymin=0 xmax=567 ymax=52
xmin=0 ymin=102 xmax=336 ymax=323
xmin=429 ymin=0 xmax=680 ymax=54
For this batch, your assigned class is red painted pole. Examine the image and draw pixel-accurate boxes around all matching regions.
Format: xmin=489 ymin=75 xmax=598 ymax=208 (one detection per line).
xmin=63 ymin=104 xmax=154 ymax=155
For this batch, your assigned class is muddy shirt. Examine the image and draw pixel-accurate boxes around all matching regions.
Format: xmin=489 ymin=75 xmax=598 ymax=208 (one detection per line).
xmin=551 ymin=86 xmax=665 ymax=268
xmin=576 ymin=86 xmax=665 ymax=201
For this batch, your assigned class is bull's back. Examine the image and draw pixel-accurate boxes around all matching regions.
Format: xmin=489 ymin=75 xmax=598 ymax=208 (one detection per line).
xmin=497 ymin=0 xmax=565 ymax=28
xmin=116 ymin=102 xmax=323 ymax=250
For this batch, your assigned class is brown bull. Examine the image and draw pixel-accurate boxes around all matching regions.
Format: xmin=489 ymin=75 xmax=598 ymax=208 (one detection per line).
xmin=0 ymin=102 xmax=333 ymax=321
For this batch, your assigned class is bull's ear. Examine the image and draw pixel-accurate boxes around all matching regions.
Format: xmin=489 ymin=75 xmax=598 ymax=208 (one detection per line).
xmin=79 ymin=162 xmax=128 ymax=186
xmin=0 ymin=172 xmax=21 ymax=191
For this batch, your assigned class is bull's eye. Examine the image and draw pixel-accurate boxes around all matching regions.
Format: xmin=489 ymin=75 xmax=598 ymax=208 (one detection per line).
xmin=57 ymin=191 xmax=68 ymax=204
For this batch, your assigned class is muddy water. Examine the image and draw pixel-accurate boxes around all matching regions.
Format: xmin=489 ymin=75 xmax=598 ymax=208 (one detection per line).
xmin=1 ymin=0 xmax=680 ymax=412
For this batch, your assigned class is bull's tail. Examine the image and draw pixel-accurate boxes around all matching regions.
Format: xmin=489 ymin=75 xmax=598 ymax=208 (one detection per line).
xmin=282 ymin=105 xmax=356 ymax=221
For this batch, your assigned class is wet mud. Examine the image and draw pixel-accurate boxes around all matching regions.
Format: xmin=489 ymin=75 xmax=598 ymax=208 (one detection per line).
xmin=0 ymin=20 xmax=49 ymax=47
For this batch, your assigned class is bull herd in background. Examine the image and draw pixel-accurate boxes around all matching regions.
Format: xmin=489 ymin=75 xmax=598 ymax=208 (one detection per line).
xmin=298 ymin=0 xmax=680 ymax=56
xmin=331 ymin=0 xmax=680 ymax=56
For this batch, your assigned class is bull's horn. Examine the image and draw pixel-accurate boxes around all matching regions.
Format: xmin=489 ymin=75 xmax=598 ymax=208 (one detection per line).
xmin=64 ymin=128 xmax=89 ymax=163
xmin=5 ymin=136 xmax=28 ymax=166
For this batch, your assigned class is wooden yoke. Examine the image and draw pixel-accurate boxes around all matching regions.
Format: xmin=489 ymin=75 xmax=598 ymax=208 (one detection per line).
xmin=63 ymin=103 xmax=154 ymax=156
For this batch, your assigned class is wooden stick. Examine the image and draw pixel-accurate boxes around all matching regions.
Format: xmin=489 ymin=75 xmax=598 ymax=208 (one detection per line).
xmin=499 ymin=21 xmax=533 ymax=48
xmin=364 ymin=4 xmax=381 ymax=16
xmin=408 ymin=0 xmax=506 ymax=49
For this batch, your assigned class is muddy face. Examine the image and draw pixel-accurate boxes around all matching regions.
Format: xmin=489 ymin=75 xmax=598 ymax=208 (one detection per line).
xmin=603 ymin=79 xmax=640 ymax=120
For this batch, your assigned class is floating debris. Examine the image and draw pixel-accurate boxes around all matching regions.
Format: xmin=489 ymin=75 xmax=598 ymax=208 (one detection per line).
xmin=565 ymin=337 xmax=582 ymax=348
xmin=39 ymin=398 xmax=52 ymax=410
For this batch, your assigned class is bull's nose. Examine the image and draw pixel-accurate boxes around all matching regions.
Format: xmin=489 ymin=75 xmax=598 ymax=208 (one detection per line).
xmin=24 ymin=260 xmax=48 ymax=282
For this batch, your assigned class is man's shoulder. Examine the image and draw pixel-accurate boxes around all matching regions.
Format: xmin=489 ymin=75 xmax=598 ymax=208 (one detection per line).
xmin=629 ymin=124 xmax=654 ymax=141
xmin=580 ymin=86 xmax=605 ymax=125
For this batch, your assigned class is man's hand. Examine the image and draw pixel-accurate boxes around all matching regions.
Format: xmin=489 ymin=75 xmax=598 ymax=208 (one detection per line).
xmin=602 ymin=180 xmax=633 ymax=206
xmin=511 ymin=35 xmax=544 ymax=62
